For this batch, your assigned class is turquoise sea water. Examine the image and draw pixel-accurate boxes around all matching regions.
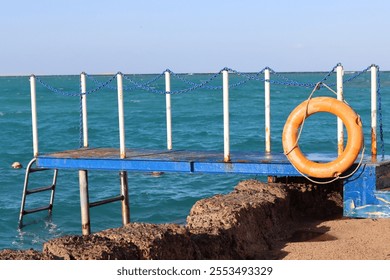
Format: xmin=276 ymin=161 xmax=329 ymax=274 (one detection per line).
xmin=0 ymin=69 xmax=389 ymax=251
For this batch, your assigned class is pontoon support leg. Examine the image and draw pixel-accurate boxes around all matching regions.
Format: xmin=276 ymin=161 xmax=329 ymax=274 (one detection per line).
xmin=79 ymin=170 xmax=91 ymax=235
xmin=120 ymin=171 xmax=130 ymax=225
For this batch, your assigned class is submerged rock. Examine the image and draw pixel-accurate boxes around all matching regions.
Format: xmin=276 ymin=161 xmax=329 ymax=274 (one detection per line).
xmin=11 ymin=162 xmax=22 ymax=169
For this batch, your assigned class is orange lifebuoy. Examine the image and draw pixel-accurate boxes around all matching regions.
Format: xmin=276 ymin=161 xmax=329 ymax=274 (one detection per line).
xmin=282 ymin=97 xmax=363 ymax=178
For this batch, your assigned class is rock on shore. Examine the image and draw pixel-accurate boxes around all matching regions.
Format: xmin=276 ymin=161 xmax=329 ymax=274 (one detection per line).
xmin=0 ymin=178 xmax=342 ymax=260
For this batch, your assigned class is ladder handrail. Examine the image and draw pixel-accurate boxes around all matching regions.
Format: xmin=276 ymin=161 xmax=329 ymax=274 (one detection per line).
xmin=18 ymin=158 xmax=58 ymax=227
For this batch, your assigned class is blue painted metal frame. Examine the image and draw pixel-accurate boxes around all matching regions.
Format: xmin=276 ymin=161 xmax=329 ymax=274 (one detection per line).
xmin=344 ymin=161 xmax=390 ymax=218
xmin=36 ymin=148 xmax=302 ymax=175
xmin=36 ymin=148 xmax=390 ymax=218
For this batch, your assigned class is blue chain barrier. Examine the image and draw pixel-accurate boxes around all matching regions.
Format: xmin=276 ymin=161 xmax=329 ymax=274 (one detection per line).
xmin=35 ymin=73 xmax=117 ymax=96
xmin=167 ymin=69 xmax=222 ymax=90
xmin=222 ymin=67 xmax=267 ymax=88
xmin=33 ymin=65 xmax=385 ymax=153
xmin=318 ymin=64 xmax=339 ymax=85
xmin=121 ymin=72 xmax=166 ymax=94
xmin=122 ymin=70 xmax=222 ymax=94
xmin=343 ymin=65 xmax=371 ymax=84
xmin=35 ymin=65 xmax=374 ymax=96
xmin=86 ymin=72 xmax=166 ymax=91
xmin=266 ymin=67 xmax=319 ymax=88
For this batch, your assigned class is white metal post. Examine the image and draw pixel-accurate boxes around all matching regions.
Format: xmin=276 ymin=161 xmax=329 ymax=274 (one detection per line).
xmin=165 ymin=71 xmax=172 ymax=150
xmin=80 ymin=72 xmax=88 ymax=148
xmin=264 ymin=68 xmax=271 ymax=153
xmin=336 ymin=64 xmax=344 ymax=155
xmin=371 ymin=64 xmax=378 ymax=160
xmin=222 ymin=70 xmax=230 ymax=162
xmin=30 ymin=75 xmax=39 ymax=157
xmin=117 ymin=73 xmax=126 ymax=159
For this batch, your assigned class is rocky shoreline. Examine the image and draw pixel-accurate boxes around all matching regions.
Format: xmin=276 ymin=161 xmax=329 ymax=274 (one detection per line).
xmin=0 ymin=178 xmax=342 ymax=260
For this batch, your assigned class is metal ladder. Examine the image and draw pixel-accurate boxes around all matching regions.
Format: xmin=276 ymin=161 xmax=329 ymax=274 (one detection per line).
xmin=18 ymin=158 xmax=58 ymax=227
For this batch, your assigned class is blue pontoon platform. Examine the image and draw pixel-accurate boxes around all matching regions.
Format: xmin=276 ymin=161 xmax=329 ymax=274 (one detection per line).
xmin=19 ymin=65 xmax=390 ymax=235
xmin=36 ymin=148 xmax=300 ymax=174
xmin=35 ymin=147 xmax=390 ymax=217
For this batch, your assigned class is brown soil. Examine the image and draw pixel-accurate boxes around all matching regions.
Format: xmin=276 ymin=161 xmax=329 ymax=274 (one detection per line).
xmin=1 ymin=178 xmax=390 ymax=260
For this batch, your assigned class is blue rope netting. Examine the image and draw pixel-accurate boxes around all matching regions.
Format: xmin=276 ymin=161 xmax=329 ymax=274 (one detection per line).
xmin=33 ymin=64 xmax=384 ymax=157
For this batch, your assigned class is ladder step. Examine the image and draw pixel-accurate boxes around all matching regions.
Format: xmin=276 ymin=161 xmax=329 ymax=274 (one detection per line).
xmin=23 ymin=204 xmax=52 ymax=215
xmin=26 ymin=185 xmax=54 ymax=195
xmin=89 ymin=195 xmax=123 ymax=208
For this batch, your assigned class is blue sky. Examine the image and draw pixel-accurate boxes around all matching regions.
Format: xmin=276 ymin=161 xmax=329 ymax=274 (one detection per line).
xmin=1 ymin=0 xmax=389 ymax=75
